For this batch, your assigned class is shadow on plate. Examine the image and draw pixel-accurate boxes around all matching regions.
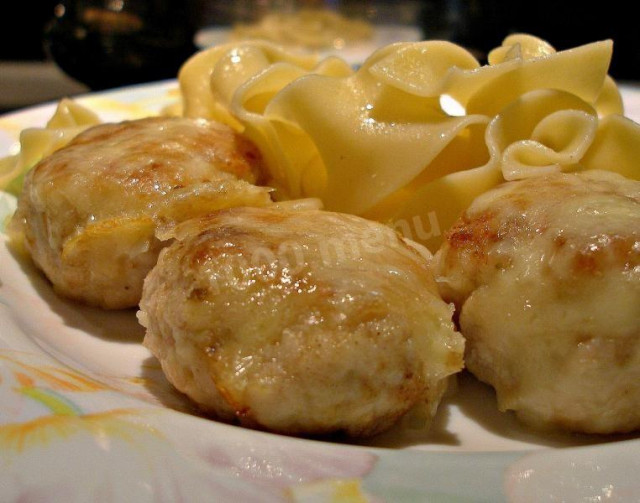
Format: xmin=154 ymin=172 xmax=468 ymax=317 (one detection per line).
xmin=135 ymin=350 xmax=640 ymax=451
xmin=139 ymin=355 xmax=206 ymax=416
xmin=346 ymin=399 xmax=461 ymax=449
xmin=5 ymin=240 xmax=145 ymax=344
xmin=137 ymin=349 xmax=463 ymax=447
xmin=446 ymin=371 xmax=639 ymax=449
xmin=318 ymin=371 xmax=639 ymax=450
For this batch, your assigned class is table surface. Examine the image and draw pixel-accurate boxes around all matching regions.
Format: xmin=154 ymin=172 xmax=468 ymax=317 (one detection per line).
xmin=0 ymin=60 xmax=89 ymax=113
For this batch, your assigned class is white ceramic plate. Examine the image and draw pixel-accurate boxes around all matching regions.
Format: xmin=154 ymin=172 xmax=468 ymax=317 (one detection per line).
xmin=194 ymin=24 xmax=423 ymax=65
xmin=0 ymin=81 xmax=638 ymax=502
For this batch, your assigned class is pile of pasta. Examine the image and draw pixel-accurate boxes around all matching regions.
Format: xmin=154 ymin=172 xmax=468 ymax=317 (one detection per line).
xmin=178 ymin=33 xmax=640 ymax=251
xmin=2 ymin=34 xmax=639 ymax=251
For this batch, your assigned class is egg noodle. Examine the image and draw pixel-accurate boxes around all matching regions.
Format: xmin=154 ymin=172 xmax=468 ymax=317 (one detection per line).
xmin=2 ymin=34 xmax=639 ymax=250
xmin=0 ymin=99 xmax=101 ymax=194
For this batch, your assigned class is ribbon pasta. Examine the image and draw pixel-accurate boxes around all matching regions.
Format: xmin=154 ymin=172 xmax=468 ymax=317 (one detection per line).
xmin=485 ymin=89 xmax=599 ymax=180
xmin=178 ymin=33 xmax=639 ymax=250
xmin=0 ymin=99 xmax=101 ymax=194
xmin=179 ymin=41 xmax=330 ymax=128
xmin=2 ymin=34 xmax=638 ymax=253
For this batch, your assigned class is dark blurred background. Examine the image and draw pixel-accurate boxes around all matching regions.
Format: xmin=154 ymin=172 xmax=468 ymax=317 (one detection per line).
xmin=0 ymin=0 xmax=637 ymax=112
xmin=419 ymin=0 xmax=638 ymax=81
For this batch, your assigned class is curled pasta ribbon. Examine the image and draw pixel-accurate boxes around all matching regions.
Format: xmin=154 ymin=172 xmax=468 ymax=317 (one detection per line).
xmin=0 ymin=99 xmax=100 ymax=194
xmin=487 ymin=33 xmax=555 ymax=64
xmin=501 ymin=110 xmax=598 ymax=180
xmin=227 ymin=40 xmax=489 ymax=214
xmin=582 ymin=114 xmax=640 ymax=180
xmin=360 ymin=34 xmax=614 ymax=114
xmin=47 ymin=98 xmax=101 ymax=128
xmin=448 ymin=35 xmax=616 ymax=116
xmin=594 ymin=75 xmax=624 ymax=117
xmin=178 ymin=41 xmax=329 ymax=128
xmin=486 ymin=89 xmax=598 ymax=180
xmin=365 ymin=40 xmax=480 ymax=97
xmin=232 ymin=56 xmax=353 ymax=197
xmin=486 ymin=88 xmax=639 ymax=182
xmin=175 ymin=35 xmax=639 ymax=251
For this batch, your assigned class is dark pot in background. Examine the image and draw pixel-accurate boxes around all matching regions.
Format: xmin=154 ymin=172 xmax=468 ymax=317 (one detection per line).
xmin=44 ymin=0 xmax=198 ymax=90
